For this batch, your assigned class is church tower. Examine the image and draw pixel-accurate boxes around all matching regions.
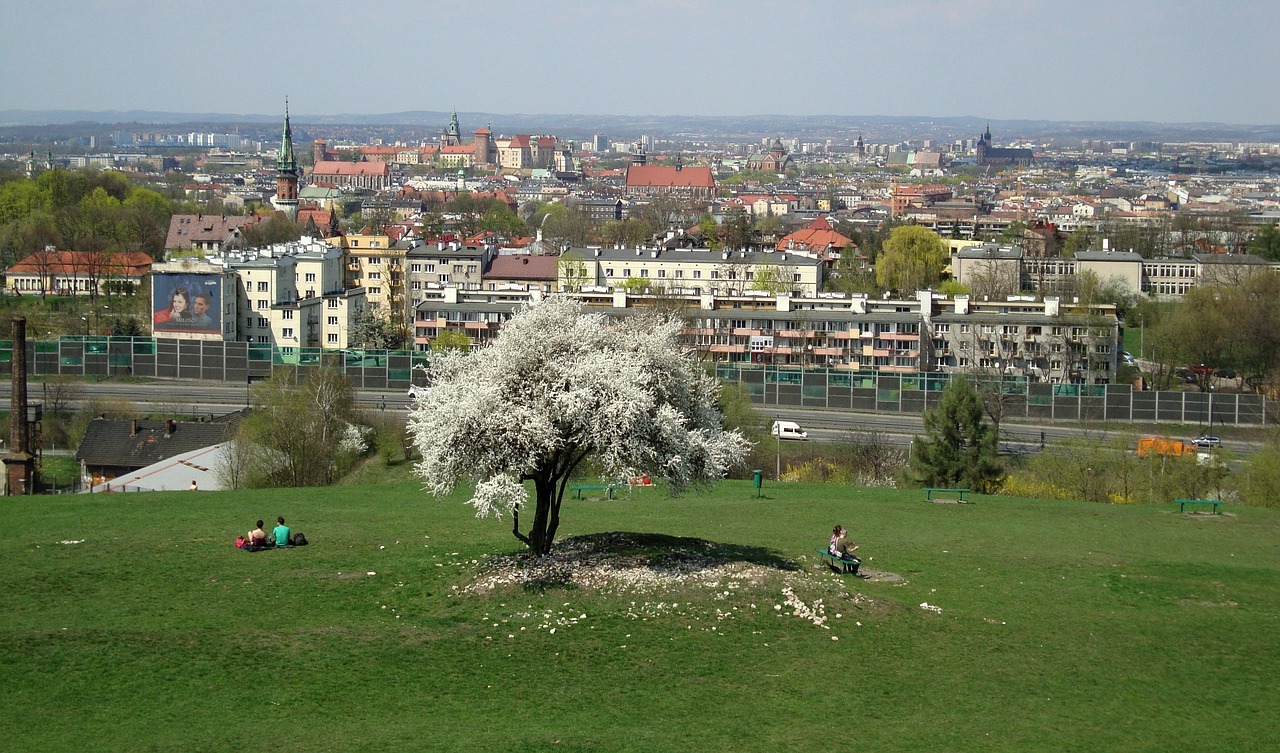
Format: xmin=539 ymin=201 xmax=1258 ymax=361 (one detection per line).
xmin=272 ymin=99 xmax=300 ymax=219
xmin=442 ymin=111 xmax=462 ymax=146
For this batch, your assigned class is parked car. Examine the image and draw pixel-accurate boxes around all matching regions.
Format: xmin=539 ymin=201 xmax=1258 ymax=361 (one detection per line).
xmin=407 ymin=384 xmax=429 ymax=398
xmin=1191 ymin=435 xmax=1221 ymax=448
xmin=770 ymin=420 xmax=809 ymax=441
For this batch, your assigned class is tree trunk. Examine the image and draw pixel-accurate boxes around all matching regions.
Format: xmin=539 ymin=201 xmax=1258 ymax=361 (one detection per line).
xmin=525 ymin=475 xmax=556 ymax=556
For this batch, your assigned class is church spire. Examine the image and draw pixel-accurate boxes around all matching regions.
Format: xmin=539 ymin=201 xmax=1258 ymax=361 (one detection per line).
xmin=273 ymin=98 xmax=300 ymax=219
xmin=277 ymin=98 xmax=297 ymax=174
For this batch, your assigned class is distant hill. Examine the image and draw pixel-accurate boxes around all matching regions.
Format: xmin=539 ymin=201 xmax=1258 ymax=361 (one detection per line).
xmin=2 ymin=109 xmax=1278 ymax=143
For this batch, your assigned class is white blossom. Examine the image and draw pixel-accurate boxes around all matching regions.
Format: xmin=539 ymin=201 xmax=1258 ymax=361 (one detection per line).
xmin=408 ymin=297 xmax=750 ymax=547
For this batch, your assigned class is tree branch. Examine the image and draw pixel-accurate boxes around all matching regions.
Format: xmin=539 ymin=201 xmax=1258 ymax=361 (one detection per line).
xmin=511 ymin=506 xmax=529 ymax=545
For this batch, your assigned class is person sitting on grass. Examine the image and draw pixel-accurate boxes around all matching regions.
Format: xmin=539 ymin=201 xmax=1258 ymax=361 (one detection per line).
xmin=829 ymin=525 xmax=862 ymax=575
xmin=272 ymin=516 xmax=290 ymax=548
xmin=247 ymin=520 xmax=269 ymax=548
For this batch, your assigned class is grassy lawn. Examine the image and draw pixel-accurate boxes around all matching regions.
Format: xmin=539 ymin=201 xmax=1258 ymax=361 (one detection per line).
xmin=2 ymin=477 xmax=1278 ymax=752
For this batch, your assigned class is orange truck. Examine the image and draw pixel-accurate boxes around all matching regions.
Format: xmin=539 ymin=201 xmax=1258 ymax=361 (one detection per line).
xmin=1136 ymin=435 xmax=1195 ymax=458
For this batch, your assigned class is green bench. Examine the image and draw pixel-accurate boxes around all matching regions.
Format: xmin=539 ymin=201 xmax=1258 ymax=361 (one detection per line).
xmin=924 ymin=487 xmax=971 ymax=503
xmin=816 ymin=549 xmax=859 ymax=574
xmin=570 ymin=484 xmax=620 ymax=500
xmin=1175 ymin=499 xmax=1222 ymax=514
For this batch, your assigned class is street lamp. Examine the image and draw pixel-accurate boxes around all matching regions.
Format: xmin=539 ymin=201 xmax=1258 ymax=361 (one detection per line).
xmin=80 ymin=317 xmax=88 ymax=337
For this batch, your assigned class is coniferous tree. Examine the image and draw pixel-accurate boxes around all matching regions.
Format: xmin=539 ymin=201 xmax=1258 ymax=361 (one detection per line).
xmin=909 ymin=376 xmax=1004 ymax=492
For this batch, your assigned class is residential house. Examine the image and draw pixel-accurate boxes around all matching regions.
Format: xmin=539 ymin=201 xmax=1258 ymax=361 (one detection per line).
xmin=165 ymin=213 xmax=257 ymax=254
xmin=76 ymin=415 xmax=242 ymax=489
xmin=483 ymin=254 xmax=558 ymax=293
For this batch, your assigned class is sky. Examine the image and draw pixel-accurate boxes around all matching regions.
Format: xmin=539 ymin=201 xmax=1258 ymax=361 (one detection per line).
xmin=3 ymin=0 xmax=1279 ymax=125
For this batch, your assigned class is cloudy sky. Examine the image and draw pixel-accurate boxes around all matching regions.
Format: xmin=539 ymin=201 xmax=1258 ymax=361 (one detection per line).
xmin=3 ymin=0 xmax=1277 ymax=124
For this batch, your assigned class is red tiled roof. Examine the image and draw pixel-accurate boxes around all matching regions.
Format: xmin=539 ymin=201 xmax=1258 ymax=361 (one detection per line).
xmin=439 ymin=144 xmax=476 ymax=155
xmin=312 ymin=161 xmax=390 ymax=177
xmin=776 ymin=217 xmax=855 ymax=253
xmin=7 ymin=249 xmax=153 ymax=276
xmin=625 ymin=164 xmax=715 ymax=189
xmin=485 ymin=254 xmax=558 ymax=281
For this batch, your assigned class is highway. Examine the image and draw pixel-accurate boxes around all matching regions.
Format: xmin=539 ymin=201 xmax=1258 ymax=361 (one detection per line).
xmin=11 ymin=379 xmax=1265 ymax=456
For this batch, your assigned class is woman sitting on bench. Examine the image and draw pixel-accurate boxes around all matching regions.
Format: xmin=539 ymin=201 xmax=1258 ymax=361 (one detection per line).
xmin=829 ymin=525 xmax=862 ymax=575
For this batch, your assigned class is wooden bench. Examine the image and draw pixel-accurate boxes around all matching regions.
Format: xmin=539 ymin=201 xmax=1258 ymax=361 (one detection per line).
xmin=924 ymin=487 xmax=971 ymax=503
xmin=1175 ymin=499 xmax=1222 ymax=514
xmin=570 ymin=484 xmax=620 ymax=500
xmin=816 ymin=549 xmax=860 ymax=574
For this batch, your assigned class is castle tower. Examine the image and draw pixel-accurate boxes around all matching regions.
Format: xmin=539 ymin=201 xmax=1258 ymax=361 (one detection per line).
xmin=272 ymin=99 xmax=300 ymax=219
xmin=473 ymin=126 xmax=492 ymax=167
xmin=313 ymin=138 xmax=328 ymax=164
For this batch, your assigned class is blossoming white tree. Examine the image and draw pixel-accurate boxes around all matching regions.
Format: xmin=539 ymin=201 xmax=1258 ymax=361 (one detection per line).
xmin=408 ymin=296 xmax=749 ymax=556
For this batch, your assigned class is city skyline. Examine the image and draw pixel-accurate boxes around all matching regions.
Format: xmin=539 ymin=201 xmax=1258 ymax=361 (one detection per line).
xmin=2 ymin=0 xmax=1279 ymax=125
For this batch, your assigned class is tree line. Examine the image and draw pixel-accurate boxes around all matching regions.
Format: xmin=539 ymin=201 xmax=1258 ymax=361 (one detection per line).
xmin=0 ymin=168 xmax=175 ymax=267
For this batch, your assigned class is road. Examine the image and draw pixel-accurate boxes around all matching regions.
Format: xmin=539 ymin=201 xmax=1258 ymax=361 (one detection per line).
xmin=14 ymin=379 xmax=1265 ymax=455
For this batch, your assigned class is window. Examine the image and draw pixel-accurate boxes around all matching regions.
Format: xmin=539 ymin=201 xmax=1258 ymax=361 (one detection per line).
xmin=640 ymin=269 xmax=649 ymax=278
xmin=711 ymin=271 xmax=721 ymax=280
xmin=675 ymin=270 xmax=684 ymax=279
xmin=257 ymin=317 xmax=268 ymax=328
xmin=257 ymin=335 xmax=269 ymax=343
xmin=282 ymin=310 xmax=294 ymax=320
xmin=370 ymin=256 xmax=381 ymax=264
xmin=693 ymin=271 xmax=702 ymax=280
xmin=282 ymin=327 xmax=294 ymax=339
xmin=793 ymin=273 xmax=801 ymax=282
xmin=425 ymin=263 xmax=436 ymax=273
xmin=746 ymin=271 xmax=754 ymax=281
xmin=658 ymin=270 xmax=666 ymax=278
xmin=327 ymin=333 xmax=338 ymax=344
xmin=605 ymin=268 xmax=615 ymax=277
xmin=410 ymin=263 xmax=422 ymax=273
xmin=438 ymin=275 xmax=449 ymax=283
xmin=623 ymin=268 xmax=631 ymax=278
xmin=256 ymin=282 xmax=268 ymax=292
xmin=327 ymin=299 xmax=339 ymax=308
xmin=369 ymin=287 xmax=381 ymax=295
xmin=327 ymin=316 xmax=338 ymax=326
xmin=257 ymin=299 xmax=268 ymax=308
xmin=305 ymin=273 xmax=316 ymax=282
xmin=369 ymin=272 xmax=381 ymax=280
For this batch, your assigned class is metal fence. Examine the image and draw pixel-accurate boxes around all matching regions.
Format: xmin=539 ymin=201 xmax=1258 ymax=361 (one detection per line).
xmin=0 ymin=336 xmax=427 ymax=390
xmin=0 ymin=338 xmax=1266 ymax=427
xmin=716 ymin=364 xmax=1267 ymax=427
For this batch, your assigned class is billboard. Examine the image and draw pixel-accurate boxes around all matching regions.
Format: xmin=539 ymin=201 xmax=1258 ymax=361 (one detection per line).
xmin=152 ymin=273 xmax=223 ymax=334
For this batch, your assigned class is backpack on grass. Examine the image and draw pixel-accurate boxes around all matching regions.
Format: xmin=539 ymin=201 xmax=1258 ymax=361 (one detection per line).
xmin=291 ymin=532 xmax=308 ymax=546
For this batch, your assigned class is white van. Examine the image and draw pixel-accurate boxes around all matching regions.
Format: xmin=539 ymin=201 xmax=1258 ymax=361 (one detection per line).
xmin=770 ymin=420 xmax=809 ymax=441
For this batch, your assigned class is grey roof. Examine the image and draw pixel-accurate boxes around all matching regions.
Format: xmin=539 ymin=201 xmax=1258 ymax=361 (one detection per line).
xmin=87 ymin=442 xmax=232 ymax=493
xmin=1075 ymin=250 xmax=1144 ymax=262
xmin=1193 ymin=253 xmax=1270 ymax=265
xmin=956 ymin=245 xmax=1022 ymax=259
xmin=76 ymin=413 xmax=246 ymax=470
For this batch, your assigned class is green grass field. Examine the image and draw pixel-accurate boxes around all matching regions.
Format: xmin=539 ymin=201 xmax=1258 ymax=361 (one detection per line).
xmin=3 ymin=475 xmax=1278 ymax=752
